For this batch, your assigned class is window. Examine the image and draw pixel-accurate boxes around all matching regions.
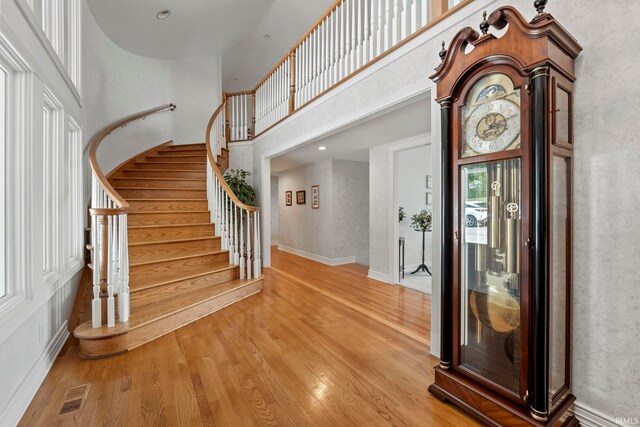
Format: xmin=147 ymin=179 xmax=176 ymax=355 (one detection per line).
xmin=42 ymin=89 xmax=63 ymax=284
xmin=0 ymin=34 xmax=32 ymax=315
xmin=0 ymin=67 xmax=5 ymax=299
xmin=65 ymin=118 xmax=82 ymax=267
xmin=42 ymin=0 xmax=64 ymax=59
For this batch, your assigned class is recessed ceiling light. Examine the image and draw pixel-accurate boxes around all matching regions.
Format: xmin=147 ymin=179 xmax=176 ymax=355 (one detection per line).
xmin=263 ymin=34 xmax=271 ymax=40
xmin=318 ymin=146 xmax=326 ymax=151
xmin=156 ymin=10 xmax=171 ymax=20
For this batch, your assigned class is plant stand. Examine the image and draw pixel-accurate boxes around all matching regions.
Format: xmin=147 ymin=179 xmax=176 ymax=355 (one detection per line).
xmin=411 ymin=230 xmax=431 ymax=276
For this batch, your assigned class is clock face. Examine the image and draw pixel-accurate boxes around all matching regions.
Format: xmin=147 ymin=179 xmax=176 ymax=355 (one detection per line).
xmin=462 ymin=73 xmax=521 ymax=157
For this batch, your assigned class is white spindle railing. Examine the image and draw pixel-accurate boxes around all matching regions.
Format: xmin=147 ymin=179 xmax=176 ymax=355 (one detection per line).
xmin=206 ymin=100 xmax=262 ymax=280
xmin=227 ymin=92 xmax=253 ymax=141
xmin=255 ymin=55 xmax=291 ymax=134
xmin=235 ymin=0 xmax=465 ymax=138
xmin=88 ymin=103 xmax=176 ymax=329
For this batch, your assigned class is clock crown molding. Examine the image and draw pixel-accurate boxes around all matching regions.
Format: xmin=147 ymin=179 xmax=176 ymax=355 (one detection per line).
xmin=430 ymin=5 xmax=583 ymax=100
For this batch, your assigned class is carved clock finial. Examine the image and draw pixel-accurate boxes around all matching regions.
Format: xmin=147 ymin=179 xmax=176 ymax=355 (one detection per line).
xmin=480 ymin=11 xmax=489 ymax=35
xmin=439 ymin=41 xmax=447 ymax=62
xmin=534 ymin=0 xmax=548 ymax=14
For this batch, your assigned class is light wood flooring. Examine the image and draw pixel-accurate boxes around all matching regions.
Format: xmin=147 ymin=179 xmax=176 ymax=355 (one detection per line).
xmin=19 ymin=248 xmax=479 ymax=426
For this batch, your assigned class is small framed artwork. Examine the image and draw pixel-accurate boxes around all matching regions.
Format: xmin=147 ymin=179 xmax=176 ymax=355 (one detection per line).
xmin=311 ymin=185 xmax=320 ymax=209
xmin=296 ymin=190 xmax=306 ymax=205
xmin=426 ymin=192 xmax=432 ymax=206
xmin=285 ymin=191 xmax=292 ymax=206
xmin=426 ymin=175 xmax=433 ymax=189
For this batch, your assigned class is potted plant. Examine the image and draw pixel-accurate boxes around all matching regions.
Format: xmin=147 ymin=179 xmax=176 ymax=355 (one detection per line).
xmin=410 ymin=209 xmax=433 ymax=275
xmin=223 ymin=169 xmax=256 ymax=206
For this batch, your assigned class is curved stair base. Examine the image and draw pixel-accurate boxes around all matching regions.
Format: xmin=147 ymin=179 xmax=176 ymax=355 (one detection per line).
xmin=75 ymin=279 xmax=261 ymax=358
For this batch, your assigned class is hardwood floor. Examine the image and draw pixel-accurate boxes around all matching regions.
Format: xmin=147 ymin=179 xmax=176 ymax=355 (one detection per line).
xmin=20 ymin=248 xmax=479 ymax=426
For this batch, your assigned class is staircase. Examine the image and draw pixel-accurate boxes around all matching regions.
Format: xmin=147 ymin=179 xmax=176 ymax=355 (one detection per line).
xmin=74 ymin=142 xmax=259 ymax=358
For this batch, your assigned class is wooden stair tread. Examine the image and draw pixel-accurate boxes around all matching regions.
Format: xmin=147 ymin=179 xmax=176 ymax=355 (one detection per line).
xmin=128 ymin=222 xmax=212 ymax=229
xmin=74 ymin=278 xmax=261 ymax=340
xmin=129 ymin=236 xmax=219 ymax=247
xmin=130 ymin=264 xmax=237 ymax=293
xmin=128 ymin=210 xmax=209 ymax=215
xmin=112 ymin=177 xmax=205 ymax=182
xmin=129 ymin=249 xmax=226 ymax=268
xmin=115 ymin=186 xmax=204 ymax=190
xmin=129 ymin=251 xmax=230 ymax=291
xmin=121 ymin=169 xmax=206 ymax=173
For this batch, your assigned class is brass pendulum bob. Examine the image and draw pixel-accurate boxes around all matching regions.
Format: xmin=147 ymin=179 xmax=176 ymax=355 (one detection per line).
xmin=489 ymin=181 xmax=503 ymax=249
xmin=505 ymin=202 xmax=521 ymax=274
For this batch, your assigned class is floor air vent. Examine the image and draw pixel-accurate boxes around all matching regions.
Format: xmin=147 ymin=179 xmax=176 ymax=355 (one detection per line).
xmin=59 ymin=384 xmax=89 ymax=415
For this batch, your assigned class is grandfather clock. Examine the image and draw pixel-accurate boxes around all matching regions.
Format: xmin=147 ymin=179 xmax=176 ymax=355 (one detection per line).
xmin=428 ymin=1 xmax=582 ymax=425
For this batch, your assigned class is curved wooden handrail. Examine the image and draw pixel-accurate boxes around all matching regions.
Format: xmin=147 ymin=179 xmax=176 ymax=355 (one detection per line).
xmin=88 ymin=103 xmax=176 ymax=211
xmin=205 ymin=100 xmax=260 ymax=213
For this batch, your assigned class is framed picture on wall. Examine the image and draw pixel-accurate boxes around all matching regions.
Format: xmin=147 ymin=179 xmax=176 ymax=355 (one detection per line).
xmin=426 ymin=192 xmax=432 ymax=206
xmin=285 ymin=191 xmax=292 ymax=206
xmin=296 ymin=190 xmax=306 ymax=205
xmin=426 ymin=174 xmax=433 ymax=189
xmin=311 ymin=185 xmax=319 ymax=209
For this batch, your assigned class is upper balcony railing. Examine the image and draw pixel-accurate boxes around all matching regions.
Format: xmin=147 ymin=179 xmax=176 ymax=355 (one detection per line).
xmin=224 ymin=0 xmax=471 ymax=142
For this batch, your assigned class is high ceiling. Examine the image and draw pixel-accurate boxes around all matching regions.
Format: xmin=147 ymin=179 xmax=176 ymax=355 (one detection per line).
xmin=271 ymin=95 xmax=432 ymax=174
xmin=86 ymin=0 xmax=333 ymax=90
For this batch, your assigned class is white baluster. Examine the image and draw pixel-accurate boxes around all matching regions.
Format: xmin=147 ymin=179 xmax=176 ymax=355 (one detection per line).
xmin=393 ymin=0 xmax=402 ymax=46
xmin=107 ymin=284 xmax=115 ymax=327
xmin=121 ymin=214 xmax=130 ymax=322
xmin=401 ymin=0 xmax=410 ymax=39
xmin=356 ymin=0 xmax=363 ymax=69
xmin=363 ymin=0 xmax=370 ymax=65
xmin=331 ymin=10 xmax=338 ymax=86
xmin=253 ymin=211 xmax=260 ymax=279
xmin=229 ymin=199 xmax=235 ymax=264
xmin=339 ymin=3 xmax=346 ymax=80
xmin=246 ymin=209 xmax=252 ymax=280
xmin=421 ymin=0 xmax=428 ymax=26
xmin=233 ymin=205 xmax=239 ymax=265
xmin=239 ymin=208 xmax=246 ymax=279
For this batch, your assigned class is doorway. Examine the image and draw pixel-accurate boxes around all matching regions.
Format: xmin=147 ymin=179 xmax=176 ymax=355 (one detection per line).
xmin=394 ymin=143 xmax=432 ymax=294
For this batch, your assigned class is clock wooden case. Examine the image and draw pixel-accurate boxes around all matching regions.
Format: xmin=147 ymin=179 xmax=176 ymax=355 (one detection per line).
xmin=428 ymin=2 xmax=582 ymax=426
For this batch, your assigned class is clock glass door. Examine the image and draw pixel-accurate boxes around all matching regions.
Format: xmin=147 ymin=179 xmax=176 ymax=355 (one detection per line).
xmin=459 ymin=159 xmax=522 ymax=394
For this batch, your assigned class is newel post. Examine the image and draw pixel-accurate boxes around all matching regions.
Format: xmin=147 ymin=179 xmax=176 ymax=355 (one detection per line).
xmin=251 ymin=90 xmax=256 ymax=139
xmin=289 ymin=49 xmax=296 ymax=114
xmin=224 ymin=92 xmax=231 ymax=146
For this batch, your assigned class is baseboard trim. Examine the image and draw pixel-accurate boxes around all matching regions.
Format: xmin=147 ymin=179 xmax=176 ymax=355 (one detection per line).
xmin=573 ymin=402 xmax=620 ymax=427
xmin=367 ymin=270 xmax=392 ymax=284
xmin=270 ymin=240 xmax=279 ymax=246
xmin=278 ymin=245 xmax=356 ymax=266
xmin=1 ymin=322 xmax=70 ymax=427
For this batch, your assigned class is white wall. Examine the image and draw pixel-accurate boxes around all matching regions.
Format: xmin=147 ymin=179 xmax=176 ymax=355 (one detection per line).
xmin=0 ymin=0 xmax=84 ymax=425
xmin=250 ymin=0 xmax=640 ymax=422
xmin=397 ymin=145 xmax=432 ymax=270
xmin=333 ymin=160 xmax=370 ymax=265
xmin=270 ymin=175 xmax=279 ymax=244
xmin=83 ymin=1 xmax=222 ymax=179
xmin=277 ymin=159 xmax=369 ymax=265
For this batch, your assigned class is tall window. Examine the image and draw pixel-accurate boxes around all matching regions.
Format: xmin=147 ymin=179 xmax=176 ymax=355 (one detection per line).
xmin=42 ymin=90 xmax=62 ymax=284
xmin=0 ymin=68 xmax=6 ymax=298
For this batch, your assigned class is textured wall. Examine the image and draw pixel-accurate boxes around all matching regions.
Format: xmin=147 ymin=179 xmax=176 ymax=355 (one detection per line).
xmin=270 ymin=176 xmax=279 ymax=243
xmin=278 ymin=159 xmax=369 ymax=264
xmin=369 ymin=145 xmax=392 ymax=276
xmin=278 ymin=160 xmax=334 ymax=259
xmin=333 ymin=160 xmax=370 ymax=264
